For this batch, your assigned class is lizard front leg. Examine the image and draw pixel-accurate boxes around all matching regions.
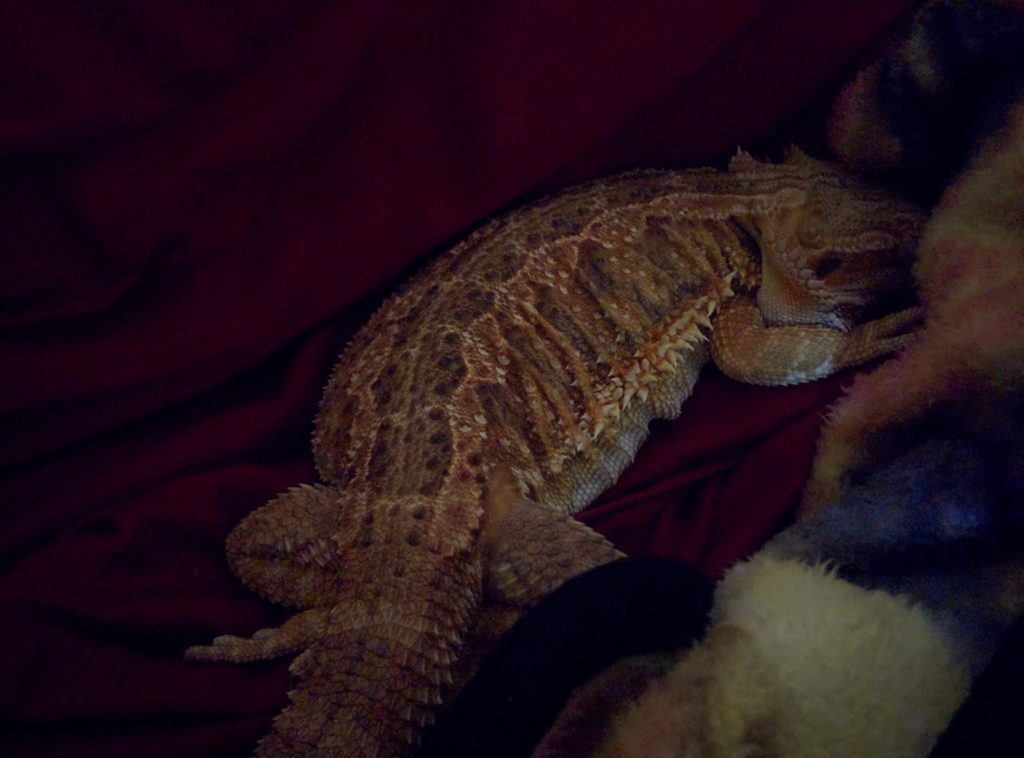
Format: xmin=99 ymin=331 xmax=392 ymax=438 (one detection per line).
xmin=709 ymin=296 xmax=922 ymax=387
xmin=710 ymin=297 xmax=924 ymax=518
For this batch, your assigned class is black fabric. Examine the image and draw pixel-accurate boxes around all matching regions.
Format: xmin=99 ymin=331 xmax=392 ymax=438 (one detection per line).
xmin=419 ymin=556 xmax=712 ymax=758
xmin=876 ymin=0 xmax=1024 ymax=200
xmin=932 ymin=611 xmax=1024 ymax=757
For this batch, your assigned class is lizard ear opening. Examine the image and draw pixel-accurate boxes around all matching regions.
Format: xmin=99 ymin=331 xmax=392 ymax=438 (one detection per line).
xmin=814 ymin=256 xmax=843 ymax=279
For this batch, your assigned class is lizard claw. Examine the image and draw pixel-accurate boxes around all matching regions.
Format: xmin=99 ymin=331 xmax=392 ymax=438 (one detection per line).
xmin=865 ymin=305 xmax=925 ymax=338
xmin=836 ymin=305 xmax=925 ymax=369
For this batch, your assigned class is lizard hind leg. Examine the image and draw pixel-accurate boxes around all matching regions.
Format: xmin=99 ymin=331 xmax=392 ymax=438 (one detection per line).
xmin=190 ymin=484 xmax=488 ymax=754
xmin=223 ymin=482 xmax=352 ymax=609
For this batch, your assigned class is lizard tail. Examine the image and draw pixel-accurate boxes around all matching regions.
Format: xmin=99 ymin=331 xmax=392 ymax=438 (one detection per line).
xmin=256 ymin=557 xmax=479 ymax=756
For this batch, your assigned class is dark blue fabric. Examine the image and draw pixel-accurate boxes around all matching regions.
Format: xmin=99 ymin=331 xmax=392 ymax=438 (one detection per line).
xmin=420 ymin=556 xmax=712 ymax=758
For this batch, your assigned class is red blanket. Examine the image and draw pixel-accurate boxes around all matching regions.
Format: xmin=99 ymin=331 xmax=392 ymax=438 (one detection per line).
xmin=1 ymin=2 xmax=917 ymax=755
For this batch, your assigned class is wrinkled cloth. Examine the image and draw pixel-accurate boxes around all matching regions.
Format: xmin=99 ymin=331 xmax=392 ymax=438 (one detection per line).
xmin=0 ymin=2 xmax=917 ymax=755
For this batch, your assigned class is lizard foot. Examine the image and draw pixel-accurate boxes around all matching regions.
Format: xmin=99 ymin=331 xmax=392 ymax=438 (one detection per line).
xmin=836 ymin=305 xmax=924 ymax=367
xmin=185 ymin=606 xmax=330 ymax=663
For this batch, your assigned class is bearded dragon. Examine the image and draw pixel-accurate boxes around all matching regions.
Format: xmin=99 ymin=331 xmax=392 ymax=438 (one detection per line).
xmin=185 ymin=149 xmax=925 ymax=756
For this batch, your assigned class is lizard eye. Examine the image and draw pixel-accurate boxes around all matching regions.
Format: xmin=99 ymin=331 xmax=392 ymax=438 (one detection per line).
xmin=814 ymin=256 xmax=842 ymax=278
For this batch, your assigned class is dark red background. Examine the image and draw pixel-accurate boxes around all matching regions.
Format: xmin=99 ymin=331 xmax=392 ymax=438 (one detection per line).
xmin=1 ymin=2 xmax=917 ymax=755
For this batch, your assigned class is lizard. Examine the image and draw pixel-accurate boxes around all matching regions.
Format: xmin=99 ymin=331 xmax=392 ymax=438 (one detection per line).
xmin=185 ymin=148 xmax=926 ymax=756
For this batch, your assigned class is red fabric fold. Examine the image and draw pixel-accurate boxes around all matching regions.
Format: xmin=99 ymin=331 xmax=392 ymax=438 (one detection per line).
xmin=1 ymin=2 xmax=916 ymax=755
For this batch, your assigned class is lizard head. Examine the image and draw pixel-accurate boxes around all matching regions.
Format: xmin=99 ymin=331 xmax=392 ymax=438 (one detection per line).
xmin=737 ymin=149 xmax=927 ymax=331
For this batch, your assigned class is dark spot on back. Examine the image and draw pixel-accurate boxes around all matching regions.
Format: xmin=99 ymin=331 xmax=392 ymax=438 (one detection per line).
xmin=631 ymin=285 xmax=668 ymax=320
xmin=429 ymin=340 xmax=467 ymax=394
xmin=483 ymin=248 xmax=523 ymax=283
xmin=578 ymin=239 xmax=613 ymax=292
xmin=536 ymin=287 xmax=600 ymax=362
xmin=371 ymin=377 xmax=393 ymax=407
xmin=367 ymin=436 xmax=390 ymax=480
xmin=451 ymin=287 xmax=496 ymax=324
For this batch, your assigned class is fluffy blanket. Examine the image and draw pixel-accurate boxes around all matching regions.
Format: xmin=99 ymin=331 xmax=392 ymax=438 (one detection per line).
xmin=0 ymin=2 xmax=919 ymax=755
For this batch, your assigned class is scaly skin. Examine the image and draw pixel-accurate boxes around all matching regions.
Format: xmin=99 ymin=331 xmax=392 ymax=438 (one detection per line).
xmin=186 ymin=150 xmax=925 ymax=756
